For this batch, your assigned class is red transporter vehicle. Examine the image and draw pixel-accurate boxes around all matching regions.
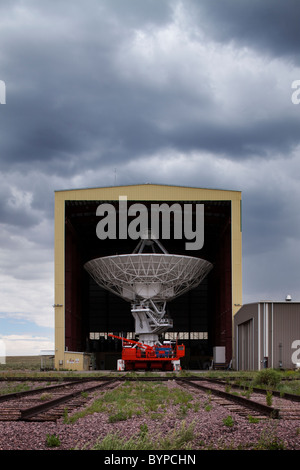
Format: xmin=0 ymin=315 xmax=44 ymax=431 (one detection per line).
xmin=109 ymin=334 xmax=185 ymax=371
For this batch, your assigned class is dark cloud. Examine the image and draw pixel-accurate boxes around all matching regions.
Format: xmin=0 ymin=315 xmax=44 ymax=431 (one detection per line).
xmin=0 ymin=0 xmax=299 ymax=343
xmin=188 ymin=0 xmax=300 ymax=63
xmin=162 ymin=115 xmax=300 ymax=159
xmin=0 ymin=0 xmax=299 ymax=177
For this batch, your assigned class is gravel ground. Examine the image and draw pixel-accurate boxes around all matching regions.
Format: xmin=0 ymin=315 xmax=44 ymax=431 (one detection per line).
xmin=0 ymin=381 xmax=299 ymax=451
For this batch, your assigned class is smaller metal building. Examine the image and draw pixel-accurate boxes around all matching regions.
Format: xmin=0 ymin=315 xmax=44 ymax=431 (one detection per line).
xmin=234 ymin=300 xmax=300 ymax=371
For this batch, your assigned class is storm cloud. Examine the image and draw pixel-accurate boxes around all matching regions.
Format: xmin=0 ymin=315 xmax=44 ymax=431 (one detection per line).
xmin=0 ymin=0 xmax=299 ymax=353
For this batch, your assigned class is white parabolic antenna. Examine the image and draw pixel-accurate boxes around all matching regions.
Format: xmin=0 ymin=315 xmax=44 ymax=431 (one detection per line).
xmin=84 ymin=238 xmax=213 ymax=346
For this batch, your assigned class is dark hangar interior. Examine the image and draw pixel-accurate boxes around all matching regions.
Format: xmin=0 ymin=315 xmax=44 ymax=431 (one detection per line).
xmin=64 ymin=199 xmax=232 ymax=369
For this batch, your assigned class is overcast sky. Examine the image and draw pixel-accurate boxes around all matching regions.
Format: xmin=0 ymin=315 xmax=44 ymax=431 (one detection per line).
xmin=0 ymin=0 xmax=300 ymax=356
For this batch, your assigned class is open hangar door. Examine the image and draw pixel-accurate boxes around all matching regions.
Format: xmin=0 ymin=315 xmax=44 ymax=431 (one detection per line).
xmin=64 ymin=199 xmax=232 ymax=370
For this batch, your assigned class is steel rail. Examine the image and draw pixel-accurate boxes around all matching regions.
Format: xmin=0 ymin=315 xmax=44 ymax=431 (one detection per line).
xmin=0 ymin=379 xmax=87 ymax=403
xmin=215 ymin=379 xmax=300 ymax=403
xmin=176 ymin=378 xmax=280 ymax=419
xmin=2 ymin=374 xmax=299 ymax=422
xmin=20 ymin=379 xmax=118 ymax=421
xmin=204 ymin=377 xmax=300 ymax=403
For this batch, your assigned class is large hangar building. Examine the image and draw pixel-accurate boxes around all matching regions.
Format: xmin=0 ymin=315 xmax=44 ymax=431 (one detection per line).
xmin=54 ymin=184 xmax=242 ymax=371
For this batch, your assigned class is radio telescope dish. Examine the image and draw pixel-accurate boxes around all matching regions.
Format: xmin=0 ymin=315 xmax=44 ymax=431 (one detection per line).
xmin=84 ymin=238 xmax=213 ymax=346
xmin=84 ymin=253 xmax=212 ymax=302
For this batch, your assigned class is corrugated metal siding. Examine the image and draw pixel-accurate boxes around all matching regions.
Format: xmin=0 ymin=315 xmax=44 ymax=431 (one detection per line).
xmin=235 ymin=302 xmax=300 ymax=370
xmin=273 ymin=303 xmax=300 ymax=369
xmin=237 ymin=319 xmax=254 ymax=370
xmin=234 ymin=304 xmax=256 ymax=370
xmin=258 ymin=302 xmax=270 ymax=369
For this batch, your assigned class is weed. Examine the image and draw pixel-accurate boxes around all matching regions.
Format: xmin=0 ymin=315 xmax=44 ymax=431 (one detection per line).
xmin=248 ymin=415 xmax=260 ymax=423
xmin=62 ymin=408 xmax=69 ymax=423
xmin=91 ymin=422 xmax=195 ymax=451
xmin=39 ymin=393 xmax=53 ymax=401
xmin=255 ymin=428 xmax=286 ymax=450
xmin=150 ymin=412 xmax=164 ymax=420
xmin=193 ymin=402 xmax=200 ymax=412
xmin=46 ymin=434 xmax=61 ymax=447
xmin=161 ymin=421 xmax=195 ymax=450
xmin=178 ymin=404 xmax=189 ymax=418
xmin=266 ymin=390 xmax=273 ymax=406
xmin=109 ymin=409 xmax=132 ymax=423
xmin=223 ymin=415 xmax=234 ymax=427
xmin=254 ymin=369 xmax=281 ymax=389
xmin=139 ymin=423 xmax=148 ymax=436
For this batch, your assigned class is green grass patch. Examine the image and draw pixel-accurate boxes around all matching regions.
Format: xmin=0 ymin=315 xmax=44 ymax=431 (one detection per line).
xmin=0 ymin=382 xmax=32 ymax=395
xmin=66 ymin=381 xmax=194 ymax=424
xmin=0 ymin=356 xmax=42 ymax=370
xmin=90 ymin=421 xmax=195 ymax=451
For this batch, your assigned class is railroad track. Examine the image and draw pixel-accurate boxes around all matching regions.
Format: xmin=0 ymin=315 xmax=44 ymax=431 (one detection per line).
xmin=1 ymin=375 xmax=300 ymax=422
xmin=211 ymin=377 xmax=300 ymax=420
xmin=176 ymin=377 xmax=300 ymax=420
xmin=0 ymin=378 xmax=119 ymax=422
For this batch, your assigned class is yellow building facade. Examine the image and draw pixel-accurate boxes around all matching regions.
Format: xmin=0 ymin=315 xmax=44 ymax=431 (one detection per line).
xmin=54 ymin=184 xmax=242 ymax=370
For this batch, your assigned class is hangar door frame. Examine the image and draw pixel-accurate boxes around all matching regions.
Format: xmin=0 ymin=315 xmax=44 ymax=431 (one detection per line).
xmin=54 ymin=184 xmax=242 ymax=370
